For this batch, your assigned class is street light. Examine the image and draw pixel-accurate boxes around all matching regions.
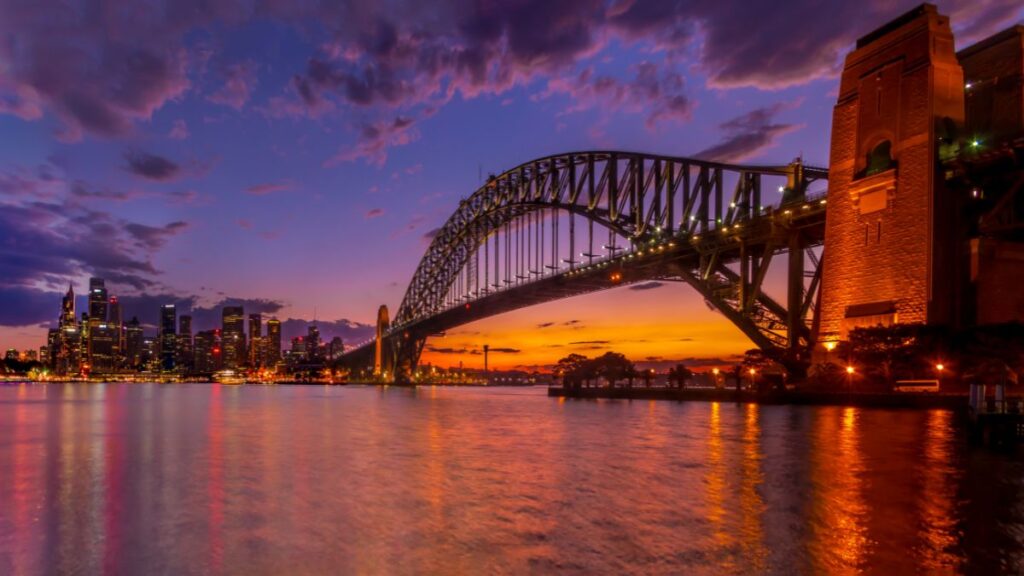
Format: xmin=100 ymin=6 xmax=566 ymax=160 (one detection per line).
xmin=845 ymin=365 xmax=854 ymax=391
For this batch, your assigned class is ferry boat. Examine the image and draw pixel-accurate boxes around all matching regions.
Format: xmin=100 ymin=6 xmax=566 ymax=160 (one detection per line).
xmin=213 ymin=370 xmax=246 ymax=385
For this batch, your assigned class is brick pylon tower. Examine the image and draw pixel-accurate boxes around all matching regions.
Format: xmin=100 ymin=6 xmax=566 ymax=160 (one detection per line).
xmin=374 ymin=304 xmax=390 ymax=377
xmin=819 ymin=4 xmax=965 ymax=344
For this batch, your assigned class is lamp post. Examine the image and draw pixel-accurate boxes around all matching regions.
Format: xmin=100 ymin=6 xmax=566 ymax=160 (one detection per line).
xmin=748 ymin=368 xmax=756 ymax=390
xmin=824 ymin=341 xmax=837 ymax=364
xmin=845 ymin=365 xmax=855 ymax=391
xmin=712 ymin=367 xmax=720 ymax=388
xmin=935 ymin=363 xmax=944 ymax=390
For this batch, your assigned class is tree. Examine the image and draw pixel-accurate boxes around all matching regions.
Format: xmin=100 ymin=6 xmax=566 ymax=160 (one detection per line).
xmin=668 ymin=364 xmax=693 ymax=389
xmin=556 ymin=353 xmax=590 ymax=388
xmin=641 ymin=368 xmax=654 ymax=387
xmin=847 ymin=323 xmax=924 ymax=383
xmin=593 ymin=352 xmax=634 ymax=388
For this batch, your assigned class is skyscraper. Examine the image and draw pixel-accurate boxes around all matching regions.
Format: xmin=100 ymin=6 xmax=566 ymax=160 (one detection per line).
xmin=193 ymin=330 xmax=221 ymax=373
xmin=177 ymin=315 xmax=193 ymax=373
xmin=126 ymin=317 xmax=143 ymax=369
xmin=328 ymin=337 xmax=344 ymax=360
xmin=87 ymin=323 xmax=117 ymax=374
xmin=159 ymin=304 xmax=176 ymax=372
xmin=306 ymin=324 xmax=321 ymax=362
xmin=222 ymin=306 xmax=245 ymax=369
xmin=60 ymin=283 xmax=75 ymax=327
xmin=248 ymin=313 xmax=262 ymax=367
xmin=108 ymin=296 xmax=124 ymax=368
xmin=55 ymin=283 xmax=80 ymax=376
xmin=266 ymin=318 xmax=281 ymax=367
xmin=88 ymin=277 xmax=108 ymax=321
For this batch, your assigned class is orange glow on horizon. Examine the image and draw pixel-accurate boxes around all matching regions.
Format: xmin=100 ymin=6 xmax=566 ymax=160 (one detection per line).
xmin=417 ymin=283 xmax=760 ymax=371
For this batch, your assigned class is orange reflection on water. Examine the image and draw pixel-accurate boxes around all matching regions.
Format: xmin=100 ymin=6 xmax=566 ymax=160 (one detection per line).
xmin=739 ymin=403 xmax=767 ymax=570
xmin=917 ymin=409 xmax=960 ymax=570
xmin=809 ymin=406 xmax=870 ymax=572
xmin=703 ymin=402 xmax=730 ymax=548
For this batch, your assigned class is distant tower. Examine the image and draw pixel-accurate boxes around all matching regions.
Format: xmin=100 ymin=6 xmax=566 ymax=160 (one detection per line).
xmin=159 ymin=304 xmax=176 ymax=372
xmin=221 ymin=306 xmax=245 ymax=369
xmin=59 ymin=283 xmax=75 ymax=327
xmin=374 ymin=305 xmax=390 ymax=377
xmin=266 ymin=318 xmax=282 ymax=366
xmin=819 ymin=4 xmax=965 ymax=343
xmin=88 ymin=277 xmax=108 ymax=321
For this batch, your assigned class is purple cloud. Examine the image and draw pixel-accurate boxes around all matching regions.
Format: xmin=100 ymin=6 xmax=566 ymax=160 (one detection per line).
xmin=207 ymin=61 xmax=259 ymax=110
xmin=245 ymin=181 xmax=295 ymax=196
xmin=123 ymin=151 xmax=181 ymax=181
xmin=324 ymin=116 xmax=419 ymax=167
xmin=168 ymin=119 xmax=190 ymax=140
xmin=538 ymin=61 xmax=692 ymax=129
xmin=365 ymin=208 xmax=385 ymax=219
xmin=696 ymin=102 xmax=802 ymax=163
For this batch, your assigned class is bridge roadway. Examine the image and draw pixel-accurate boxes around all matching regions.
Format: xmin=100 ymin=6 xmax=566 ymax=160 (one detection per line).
xmin=340 ymin=192 xmax=827 ymax=378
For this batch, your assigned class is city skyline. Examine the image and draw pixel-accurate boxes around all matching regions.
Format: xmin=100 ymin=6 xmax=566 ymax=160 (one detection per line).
xmin=2 ymin=0 xmax=1022 ymax=371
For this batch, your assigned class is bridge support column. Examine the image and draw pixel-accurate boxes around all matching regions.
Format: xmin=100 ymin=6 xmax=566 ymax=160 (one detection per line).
xmin=787 ymin=231 xmax=804 ymax=352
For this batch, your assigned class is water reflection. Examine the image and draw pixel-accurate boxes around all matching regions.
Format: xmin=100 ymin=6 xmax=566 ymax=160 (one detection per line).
xmin=0 ymin=384 xmax=1022 ymax=574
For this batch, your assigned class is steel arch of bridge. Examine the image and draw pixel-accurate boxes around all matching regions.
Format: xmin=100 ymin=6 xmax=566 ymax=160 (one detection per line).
xmin=367 ymin=151 xmax=828 ymax=379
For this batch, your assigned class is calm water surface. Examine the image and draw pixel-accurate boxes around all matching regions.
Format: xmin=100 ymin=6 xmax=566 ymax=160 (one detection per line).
xmin=1 ymin=383 xmax=1022 ymax=574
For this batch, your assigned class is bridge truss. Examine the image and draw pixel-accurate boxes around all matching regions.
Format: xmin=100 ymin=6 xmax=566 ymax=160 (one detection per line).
xmin=343 ymin=151 xmax=829 ymax=381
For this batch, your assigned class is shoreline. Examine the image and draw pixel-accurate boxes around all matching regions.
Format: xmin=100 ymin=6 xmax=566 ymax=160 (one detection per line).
xmin=548 ymin=386 xmax=970 ymax=410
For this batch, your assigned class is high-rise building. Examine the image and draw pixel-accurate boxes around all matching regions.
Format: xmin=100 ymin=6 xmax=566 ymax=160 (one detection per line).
xmin=87 ymin=323 xmax=117 ymax=374
xmin=177 ymin=315 xmax=193 ymax=373
xmin=193 ymin=329 xmax=221 ymax=373
xmin=126 ymin=317 xmax=143 ymax=369
xmin=248 ymin=313 xmax=262 ymax=367
xmin=159 ymin=304 xmax=176 ymax=372
xmin=60 ymin=283 xmax=75 ymax=327
xmin=306 ymin=324 xmax=321 ymax=362
xmin=289 ymin=336 xmax=306 ymax=363
xmin=108 ymin=296 xmax=124 ymax=367
xmin=266 ymin=318 xmax=281 ymax=366
xmin=46 ymin=329 xmax=59 ymax=369
xmin=222 ymin=306 xmax=245 ymax=369
xmin=55 ymin=284 xmax=80 ymax=376
xmin=141 ymin=336 xmax=157 ymax=370
xmin=88 ymin=277 xmax=108 ymax=322
xmin=328 ymin=337 xmax=344 ymax=360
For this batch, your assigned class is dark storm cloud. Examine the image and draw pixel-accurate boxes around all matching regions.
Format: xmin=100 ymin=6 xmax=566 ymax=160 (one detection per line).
xmin=569 ymin=340 xmax=611 ymax=345
xmin=0 ymin=165 xmax=192 ymax=319
xmin=629 ymin=281 xmax=664 ymax=291
xmin=123 ymin=151 xmax=181 ymax=181
xmin=0 ymin=201 xmax=168 ymax=291
xmin=695 ymin=103 xmax=801 ymax=163
xmin=0 ymin=286 xmax=63 ymax=327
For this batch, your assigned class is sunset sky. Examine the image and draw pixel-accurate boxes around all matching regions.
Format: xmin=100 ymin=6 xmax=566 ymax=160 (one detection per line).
xmin=2 ymin=0 xmax=1021 ymax=370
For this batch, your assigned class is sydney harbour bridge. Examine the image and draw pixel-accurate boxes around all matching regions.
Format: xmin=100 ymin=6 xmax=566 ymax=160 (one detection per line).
xmin=340 ymin=152 xmax=830 ymax=381
xmin=339 ymin=5 xmax=1024 ymax=384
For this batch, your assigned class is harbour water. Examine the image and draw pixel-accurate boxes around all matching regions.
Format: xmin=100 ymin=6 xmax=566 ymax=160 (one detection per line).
xmin=1 ymin=383 xmax=1022 ymax=574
